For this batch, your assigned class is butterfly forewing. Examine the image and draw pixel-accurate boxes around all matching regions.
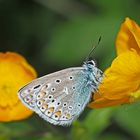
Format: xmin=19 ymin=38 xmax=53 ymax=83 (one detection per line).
xmin=18 ymin=67 xmax=93 ymax=126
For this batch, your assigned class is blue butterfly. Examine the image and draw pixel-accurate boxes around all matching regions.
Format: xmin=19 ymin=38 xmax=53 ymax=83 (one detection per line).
xmin=18 ymin=38 xmax=103 ymax=126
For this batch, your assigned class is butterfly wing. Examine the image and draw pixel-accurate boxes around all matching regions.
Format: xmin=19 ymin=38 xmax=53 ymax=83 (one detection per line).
xmin=18 ymin=67 xmax=93 ymax=126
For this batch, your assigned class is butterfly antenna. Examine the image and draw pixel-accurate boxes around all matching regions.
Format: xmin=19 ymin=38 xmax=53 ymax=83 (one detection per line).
xmin=85 ymin=36 xmax=101 ymax=61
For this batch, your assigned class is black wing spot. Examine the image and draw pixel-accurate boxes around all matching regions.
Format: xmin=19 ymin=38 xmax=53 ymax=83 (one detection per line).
xmin=51 ymin=99 xmax=55 ymax=103
xmin=57 ymin=102 xmax=61 ymax=106
xmin=72 ymin=86 xmax=76 ymax=90
xmin=48 ymin=95 xmax=53 ymax=99
xmin=55 ymin=79 xmax=61 ymax=84
xmin=51 ymin=88 xmax=56 ymax=92
xmin=33 ymin=85 xmax=41 ymax=89
xmin=63 ymin=102 xmax=67 ymax=107
xmin=69 ymin=76 xmax=73 ymax=80
xmin=68 ymin=106 xmax=73 ymax=110
xmin=78 ymin=103 xmax=81 ymax=107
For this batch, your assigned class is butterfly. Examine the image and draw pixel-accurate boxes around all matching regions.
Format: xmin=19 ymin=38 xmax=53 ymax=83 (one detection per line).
xmin=18 ymin=38 xmax=103 ymax=126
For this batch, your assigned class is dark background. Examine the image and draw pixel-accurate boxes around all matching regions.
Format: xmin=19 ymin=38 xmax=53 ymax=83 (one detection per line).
xmin=0 ymin=0 xmax=140 ymax=140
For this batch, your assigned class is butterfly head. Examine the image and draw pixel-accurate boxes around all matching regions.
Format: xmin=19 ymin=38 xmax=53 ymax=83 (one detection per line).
xmin=86 ymin=59 xmax=96 ymax=66
xmin=83 ymin=59 xmax=103 ymax=78
xmin=83 ymin=59 xmax=103 ymax=89
xmin=83 ymin=59 xmax=96 ymax=70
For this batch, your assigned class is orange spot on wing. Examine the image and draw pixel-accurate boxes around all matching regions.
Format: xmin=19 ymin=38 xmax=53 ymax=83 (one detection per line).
xmin=48 ymin=107 xmax=54 ymax=113
xmin=54 ymin=111 xmax=61 ymax=118
xmin=42 ymin=104 xmax=48 ymax=109
xmin=65 ymin=113 xmax=71 ymax=119
xmin=38 ymin=91 xmax=46 ymax=98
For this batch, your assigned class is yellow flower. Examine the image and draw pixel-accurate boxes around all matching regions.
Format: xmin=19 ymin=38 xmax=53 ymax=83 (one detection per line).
xmin=0 ymin=52 xmax=37 ymax=121
xmin=89 ymin=17 xmax=140 ymax=108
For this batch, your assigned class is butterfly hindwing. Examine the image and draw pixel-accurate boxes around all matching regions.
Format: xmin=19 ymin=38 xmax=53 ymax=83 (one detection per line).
xmin=18 ymin=67 xmax=93 ymax=126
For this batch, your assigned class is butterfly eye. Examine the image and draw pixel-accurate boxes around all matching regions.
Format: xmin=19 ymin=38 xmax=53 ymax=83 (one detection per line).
xmin=87 ymin=60 xmax=96 ymax=66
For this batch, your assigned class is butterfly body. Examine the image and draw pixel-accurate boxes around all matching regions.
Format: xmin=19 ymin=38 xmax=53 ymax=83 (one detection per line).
xmin=18 ymin=60 xmax=103 ymax=126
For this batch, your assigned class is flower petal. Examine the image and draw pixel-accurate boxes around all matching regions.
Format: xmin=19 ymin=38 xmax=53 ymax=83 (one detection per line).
xmin=116 ymin=17 xmax=140 ymax=55
xmin=0 ymin=52 xmax=37 ymax=121
xmin=89 ymin=50 xmax=140 ymax=108
xmin=0 ymin=101 xmax=34 ymax=121
xmin=88 ymin=96 xmax=129 ymax=109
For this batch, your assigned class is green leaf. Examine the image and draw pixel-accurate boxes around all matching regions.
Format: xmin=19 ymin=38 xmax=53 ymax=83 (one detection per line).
xmin=42 ymin=133 xmax=65 ymax=140
xmin=71 ymin=108 xmax=115 ymax=140
xmin=71 ymin=121 xmax=92 ymax=140
xmin=83 ymin=107 xmax=115 ymax=138
xmin=42 ymin=17 xmax=121 ymax=69
xmin=114 ymin=102 xmax=140 ymax=139
xmin=0 ymin=121 xmax=34 ymax=137
xmin=0 ymin=134 xmax=10 ymax=140
xmin=98 ymin=133 xmax=129 ymax=140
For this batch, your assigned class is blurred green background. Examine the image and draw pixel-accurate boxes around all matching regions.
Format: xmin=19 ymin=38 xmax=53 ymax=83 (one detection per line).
xmin=0 ymin=0 xmax=140 ymax=140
